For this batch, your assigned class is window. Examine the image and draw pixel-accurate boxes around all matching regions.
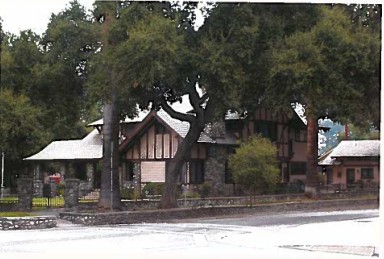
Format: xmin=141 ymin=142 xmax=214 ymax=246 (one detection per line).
xmin=225 ymin=148 xmax=236 ymax=184
xmin=74 ymin=162 xmax=87 ymax=181
xmin=255 ymin=120 xmax=277 ymax=142
xmin=294 ymin=129 xmax=307 ymax=142
xmin=225 ymin=160 xmax=234 ymax=184
xmin=361 ymin=168 xmax=374 ymax=179
xmin=189 ymin=160 xmax=204 ymax=184
xmin=125 ymin=161 xmax=134 ymax=181
xmin=290 ymin=162 xmax=306 ymax=175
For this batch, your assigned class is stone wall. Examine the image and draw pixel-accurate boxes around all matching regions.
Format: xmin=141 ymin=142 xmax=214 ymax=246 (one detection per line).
xmin=0 ymin=216 xmax=57 ymax=230
xmin=75 ymin=193 xmax=307 ymax=211
xmin=74 ymin=190 xmax=378 ymax=211
xmin=60 ymin=197 xmax=378 ymax=226
xmin=204 ymin=145 xmax=227 ymax=196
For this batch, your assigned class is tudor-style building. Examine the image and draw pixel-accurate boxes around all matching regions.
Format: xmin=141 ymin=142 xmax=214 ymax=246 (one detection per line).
xmin=114 ymin=106 xmax=308 ymax=196
xmin=25 ymin=98 xmax=308 ymax=197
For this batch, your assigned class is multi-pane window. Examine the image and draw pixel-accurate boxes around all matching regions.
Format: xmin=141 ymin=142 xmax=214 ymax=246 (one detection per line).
xmin=361 ymin=168 xmax=374 ymax=179
xmin=294 ymin=129 xmax=307 ymax=142
xmin=290 ymin=162 xmax=307 ymax=175
xmin=189 ymin=160 xmax=204 ymax=184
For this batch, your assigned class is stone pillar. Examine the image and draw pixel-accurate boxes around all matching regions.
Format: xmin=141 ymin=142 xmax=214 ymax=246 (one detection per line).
xmin=17 ymin=178 xmax=33 ymax=211
xmin=33 ymin=179 xmax=44 ymax=197
xmin=64 ymin=178 xmax=80 ymax=210
xmin=204 ymin=145 xmax=227 ymax=196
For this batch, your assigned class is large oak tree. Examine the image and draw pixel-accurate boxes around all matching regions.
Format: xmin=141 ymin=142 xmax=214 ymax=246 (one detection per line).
xmin=267 ymin=5 xmax=380 ymax=193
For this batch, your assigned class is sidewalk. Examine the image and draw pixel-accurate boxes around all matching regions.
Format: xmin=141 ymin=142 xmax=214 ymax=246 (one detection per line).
xmin=282 ymin=245 xmax=379 ymax=257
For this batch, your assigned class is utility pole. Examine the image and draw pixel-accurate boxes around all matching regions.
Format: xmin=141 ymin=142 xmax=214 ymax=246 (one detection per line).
xmin=110 ymin=141 xmax=113 ymax=211
xmin=1 ymin=152 xmax=4 ymax=198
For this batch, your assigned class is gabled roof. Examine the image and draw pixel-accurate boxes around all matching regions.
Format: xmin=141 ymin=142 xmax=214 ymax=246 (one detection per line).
xmin=156 ymin=109 xmax=214 ymax=143
xmin=318 ymin=148 xmax=335 ymax=166
xmin=24 ymin=129 xmax=102 ymax=161
xmin=318 ymin=140 xmax=380 ymax=166
xmin=119 ymin=109 xmax=220 ymax=152
xmin=331 ymin=140 xmax=380 ymax=157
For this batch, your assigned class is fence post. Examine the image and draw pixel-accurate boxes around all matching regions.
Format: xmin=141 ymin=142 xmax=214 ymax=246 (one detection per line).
xmin=64 ymin=178 xmax=80 ymax=211
xmin=17 ymin=178 xmax=33 ymax=211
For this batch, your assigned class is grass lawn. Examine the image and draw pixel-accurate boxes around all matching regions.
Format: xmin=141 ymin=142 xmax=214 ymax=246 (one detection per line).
xmin=1 ymin=196 xmax=97 ymax=208
xmin=0 ymin=212 xmax=33 ymax=217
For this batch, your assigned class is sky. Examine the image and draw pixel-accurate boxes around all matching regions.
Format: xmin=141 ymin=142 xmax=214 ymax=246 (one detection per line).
xmin=2 ymin=0 xmax=376 ymax=35
xmin=0 ymin=0 xmax=212 ymax=35
xmin=0 ymin=0 xmax=95 ymax=35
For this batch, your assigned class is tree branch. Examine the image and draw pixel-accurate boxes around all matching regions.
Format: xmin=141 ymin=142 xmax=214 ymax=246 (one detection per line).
xmin=188 ymin=84 xmax=206 ymax=116
xmin=199 ymin=93 xmax=209 ymax=106
xmin=160 ymin=98 xmax=195 ymax=123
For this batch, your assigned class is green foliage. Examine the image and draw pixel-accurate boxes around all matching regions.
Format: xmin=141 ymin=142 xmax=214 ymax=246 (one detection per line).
xmin=1 ymin=1 xmax=98 ymax=142
xmin=35 ymin=1 xmax=98 ymax=139
xmin=268 ymin=5 xmax=380 ymax=126
xmin=87 ymin=2 xmax=196 ymax=118
xmin=338 ymin=123 xmax=379 ymax=140
xmin=197 ymin=4 xmax=320 ymax=115
xmin=229 ymin=135 xmax=279 ymax=194
xmin=142 ymin=182 xmax=165 ymax=196
xmin=199 ymin=182 xmax=212 ymax=198
xmin=0 ymin=89 xmax=50 ymax=160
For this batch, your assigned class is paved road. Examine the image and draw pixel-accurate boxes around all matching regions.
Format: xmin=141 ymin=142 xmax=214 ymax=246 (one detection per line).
xmin=0 ymin=209 xmax=380 ymax=259
xmin=178 ymin=209 xmax=380 ymax=226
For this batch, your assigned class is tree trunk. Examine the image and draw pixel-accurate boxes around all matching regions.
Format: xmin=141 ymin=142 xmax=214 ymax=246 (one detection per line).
xmin=305 ymin=114 xmax=319 ymax=196
xmin=98 ymin=93 xmax=122 ymax=211
xmin=97 ymin=3 xmax=121 ymax=211
xmin=160 ymin=120 xmax=205 ymax=209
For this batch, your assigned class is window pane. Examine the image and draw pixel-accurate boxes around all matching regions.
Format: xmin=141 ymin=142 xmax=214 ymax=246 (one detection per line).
xmin=361 ymin=168 xmax=374 ymax=179
xmin=290 ymin=162 xmax=306 ymax=175
xmin=189 ymin=160 xmax=204 ymax=184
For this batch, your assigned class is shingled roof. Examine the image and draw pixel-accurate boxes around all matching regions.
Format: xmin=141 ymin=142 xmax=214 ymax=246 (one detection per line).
xmin=24 ymin=129 xmax=102 ymax=161
xmin=318 ymin=140 xmax=380 ymax=166
xmin=331 ymin=140 xmax=380 ymax=157
xmin=156 ymin=109 xmax=215 ymax=143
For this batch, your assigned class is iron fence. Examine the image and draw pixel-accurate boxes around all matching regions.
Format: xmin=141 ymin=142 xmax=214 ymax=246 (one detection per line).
xmin=32 ymin=197 xmax=64 ymax=208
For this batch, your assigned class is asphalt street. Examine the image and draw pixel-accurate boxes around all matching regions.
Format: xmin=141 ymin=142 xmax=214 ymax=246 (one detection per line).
xmin=0 ymin=209 xmax=380 ymax=259
xmin=178 ymin=209 xmax=380 ymax=226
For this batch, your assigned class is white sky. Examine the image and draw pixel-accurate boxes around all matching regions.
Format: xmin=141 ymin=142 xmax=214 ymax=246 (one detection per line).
xmin=1 ymin=0 xmax=378 ymax=35
xmin=0 ymin=0 xmax=95 ymax=35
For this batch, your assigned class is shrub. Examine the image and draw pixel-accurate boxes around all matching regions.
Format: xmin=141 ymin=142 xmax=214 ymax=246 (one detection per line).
xmin=56 ymin=183 xmax=65 ymax=196
xmin=120 ymin=188 xmax=142 ymax=200
xmin=199 ymin=183 xmax=212 ymax=198
xmin=142 ymin=182 xmax=164 ymax=196
xmin=229 ymin=135 xmax=280 ymax=195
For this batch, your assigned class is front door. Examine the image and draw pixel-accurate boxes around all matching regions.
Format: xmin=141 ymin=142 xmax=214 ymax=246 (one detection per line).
xmin=346 ymin=169 xmax=355 ymax=184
